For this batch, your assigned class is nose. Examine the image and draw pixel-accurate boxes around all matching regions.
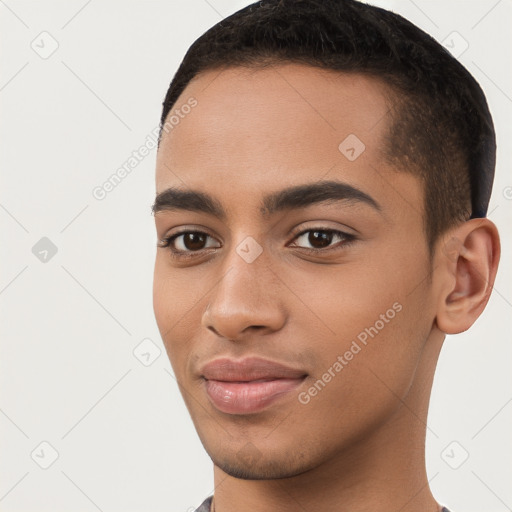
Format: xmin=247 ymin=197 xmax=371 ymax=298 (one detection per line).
xmin=201 ymin=245 xmax=286 ymax=341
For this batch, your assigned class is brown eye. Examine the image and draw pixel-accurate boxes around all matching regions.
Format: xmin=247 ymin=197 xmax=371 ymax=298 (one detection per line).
xmin=159 ymin=230 xmax=221 ymax=254
xmin=290 ymin=228 xmax=355 ymax=252
xmin=181 ymin=232 xmax=208 ymax=251
xmin=307 ymin=230 xmax=334 ymax=249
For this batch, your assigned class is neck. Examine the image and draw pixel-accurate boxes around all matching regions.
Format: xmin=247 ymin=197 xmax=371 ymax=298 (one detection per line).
xmin=211 ymin=330 xmax=445 ymax=512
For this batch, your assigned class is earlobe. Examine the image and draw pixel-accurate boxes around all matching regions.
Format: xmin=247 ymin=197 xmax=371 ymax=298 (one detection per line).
xmin=435 ymin=218 xmax=500 ymax=334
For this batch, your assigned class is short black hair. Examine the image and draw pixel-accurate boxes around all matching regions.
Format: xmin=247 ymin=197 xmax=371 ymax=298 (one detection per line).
xmin=158 ymin=0 xmax=496 ymax=251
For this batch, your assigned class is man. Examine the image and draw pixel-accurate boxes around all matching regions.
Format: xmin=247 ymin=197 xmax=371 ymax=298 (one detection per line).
xmin=151 ymin=0 xmax=500 ymax=510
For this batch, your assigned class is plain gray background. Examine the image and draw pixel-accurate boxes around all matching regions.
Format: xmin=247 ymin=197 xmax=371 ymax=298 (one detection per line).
xmin=1 ymin=1 xmax=511 ymax=511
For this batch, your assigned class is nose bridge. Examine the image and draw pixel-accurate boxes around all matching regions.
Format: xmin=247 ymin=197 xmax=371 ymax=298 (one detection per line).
xmin=202 ymin=235 xmax=285 ymax=338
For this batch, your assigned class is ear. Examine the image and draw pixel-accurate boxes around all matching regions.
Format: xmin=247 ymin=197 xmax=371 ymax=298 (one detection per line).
xmin=434 ymin=218 xmax=500 ymax=334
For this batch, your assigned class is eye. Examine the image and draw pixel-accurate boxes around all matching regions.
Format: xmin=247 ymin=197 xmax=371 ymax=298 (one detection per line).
xmin=157 ymin=230 xmax=220 ymax=256
xmin=158 ymin=226 xmax=356 ymax=260
xmin=289 ymin=227 xmax=355 ymax=252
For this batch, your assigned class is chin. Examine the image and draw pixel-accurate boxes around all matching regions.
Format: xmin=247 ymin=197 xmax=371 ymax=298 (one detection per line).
xmin=209 ymin=447 xmax=317 ymax=480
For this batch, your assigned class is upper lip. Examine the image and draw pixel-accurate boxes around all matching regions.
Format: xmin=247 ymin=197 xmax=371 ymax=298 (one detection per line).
xmin=201 ymin=357 xmax=307 ymax=382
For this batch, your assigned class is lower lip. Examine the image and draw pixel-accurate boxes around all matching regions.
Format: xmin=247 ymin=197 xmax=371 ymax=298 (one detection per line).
xmin=204 ymin=377 xmax=305 ymax=414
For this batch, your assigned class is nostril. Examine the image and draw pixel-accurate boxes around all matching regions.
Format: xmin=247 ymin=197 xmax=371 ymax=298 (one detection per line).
xmin=208 ymin=326 xmax=221 ymax=336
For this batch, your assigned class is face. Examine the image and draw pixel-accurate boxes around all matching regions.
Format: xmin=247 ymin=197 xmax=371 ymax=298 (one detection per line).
xmin=153 ymin=64 xmax=439 ymax=479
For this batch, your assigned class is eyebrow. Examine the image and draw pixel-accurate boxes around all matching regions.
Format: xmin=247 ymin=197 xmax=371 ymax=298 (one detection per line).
xmin=151 ymin=180 xmax=381 ymax=219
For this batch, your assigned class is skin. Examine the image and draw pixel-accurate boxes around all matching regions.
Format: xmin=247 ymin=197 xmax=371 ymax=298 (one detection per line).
xmin=152 ymin=63 xmax=500 ymax=512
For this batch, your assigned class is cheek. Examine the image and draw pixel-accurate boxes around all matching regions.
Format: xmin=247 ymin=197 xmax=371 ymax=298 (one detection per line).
xmin=152 ymin=259 xmax=173 ymax=334
xmin=153 ymin=256 xmax=206 ymax=322
xmin=287 ymin=260 xmax=407 ymax=349
xmin=290 ymin=249 xmax=431 ymax=387
xmin=152 ymin=259 xmax=203 ymax=366
xmin=293 ymin=287 xmax=426 ymax=448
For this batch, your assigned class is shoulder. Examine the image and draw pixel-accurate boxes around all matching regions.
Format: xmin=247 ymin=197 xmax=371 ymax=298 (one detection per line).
xmin=191 ymin=497 xmax=453 ymax=512
xmin=194 ymin=495 xmax=213 ymax=512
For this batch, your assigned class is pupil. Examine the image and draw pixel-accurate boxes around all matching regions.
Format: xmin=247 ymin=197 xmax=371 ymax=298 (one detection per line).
xmin=185 ymin=233 xmax=206 ymax=250
xmin=309 ymin=230 xmax=332 ymax=248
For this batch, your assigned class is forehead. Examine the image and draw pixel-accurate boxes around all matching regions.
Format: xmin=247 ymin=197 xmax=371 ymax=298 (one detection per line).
xmin=155 ymin=64 xmax=421 ymax=221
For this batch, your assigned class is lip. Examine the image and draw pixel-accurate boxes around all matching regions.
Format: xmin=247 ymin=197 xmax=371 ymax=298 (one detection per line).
xmin=201 ymin=357 xmax=307 ymax=414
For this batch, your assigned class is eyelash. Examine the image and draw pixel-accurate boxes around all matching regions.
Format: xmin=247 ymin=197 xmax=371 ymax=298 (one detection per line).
xmin=157 ymin=227 xmax=356 ymax=259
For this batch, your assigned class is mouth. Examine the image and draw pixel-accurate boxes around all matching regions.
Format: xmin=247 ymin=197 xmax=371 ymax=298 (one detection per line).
xmin=200 ymin=357 xmax=308 ymax=415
